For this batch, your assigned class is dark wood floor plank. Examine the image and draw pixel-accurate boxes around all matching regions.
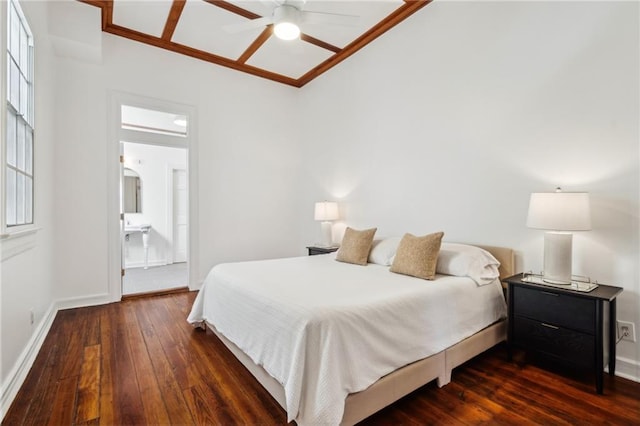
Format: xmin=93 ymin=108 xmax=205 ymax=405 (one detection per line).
xmin=111 ymin=303 xmax=146 ymax=425
xmin=75 ymin=344 xmax=101 ymax=423
xmin=123 ymin=302 xmax=172 ymax=424
xmin=84 ymin=306 xmax=102 ymax=347
xmin=152 ymin=319 xmax=202 ymax=392
xmin=133 ymin=300 xmax=196 ymax=425
xmin=182 ymin=383 xmax=238 ymax=425
xmin=59 ymin=308 xmax=88 ymax=380
xmin=159 ymin=295 xmax=284 ymax=424
xmin=445 ymin=380 xmax=536 ymax=425
xmin=145 ymin=297 xmax=261 ymax=423
xmin=46 ymin=376 xmax=78 ymax=426
xmin=454 ymin=357 xmax=575 ymax=425
xmin=98 ymin=304 xmax=117 ymax=426
xmin=4 ymin=291 xmax=640 ymax=426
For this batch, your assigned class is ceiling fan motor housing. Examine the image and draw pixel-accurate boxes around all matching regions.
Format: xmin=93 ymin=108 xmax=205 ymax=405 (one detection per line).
xmin=274 ymin=4 xmax=301 ymax=26
xmin=273 ymin=4 xmax=302 ymax=40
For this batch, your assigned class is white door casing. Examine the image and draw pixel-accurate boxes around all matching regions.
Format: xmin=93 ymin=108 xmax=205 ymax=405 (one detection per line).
xmin=172 ymin=169 xmax=187 ymax=263
xmin=108 ymin=91 xmax=199 ymax=302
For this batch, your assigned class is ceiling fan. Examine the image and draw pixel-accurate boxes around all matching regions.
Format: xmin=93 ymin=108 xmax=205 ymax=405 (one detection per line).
xmin=223 ymin=0 xmax=359 ymax=41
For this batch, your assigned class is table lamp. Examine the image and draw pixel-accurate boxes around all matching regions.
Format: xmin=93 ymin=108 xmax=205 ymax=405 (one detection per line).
xmin=526 ymin=188 xmax=591 ymax=284
xmin=314 ymin=201 xmax=339 ymax=247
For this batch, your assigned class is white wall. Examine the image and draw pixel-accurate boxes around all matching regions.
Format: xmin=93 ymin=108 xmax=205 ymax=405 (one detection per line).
xmin=0 ymin=0 xmax=57 ymax=407
xmin=299 ymin=1 xmax=639 ymax=377
xmin=51 ymin=7 xmax=301 ymax=302
xmin=123 ymin=142 xmax=187 ymax=268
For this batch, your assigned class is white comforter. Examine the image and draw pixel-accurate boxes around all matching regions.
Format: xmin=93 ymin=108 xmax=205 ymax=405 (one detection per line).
xmin=187 ymin=254 xmax=507 ymax=425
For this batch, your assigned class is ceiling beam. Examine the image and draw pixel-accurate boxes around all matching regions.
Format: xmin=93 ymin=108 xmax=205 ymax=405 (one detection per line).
xmin=77 ymin=0 xmax=106 ymax=7
xmin=297 ymin=0 xmax=433 ymax=87
xmin=203 ymin=0 xmax=262 ymax=20
xmin=103 ymin=23 xmax=300 ymax=87
xmin=162 ymin=0 xmax=186 ymax=41
xmin=237 ymin=26 xmax=273 ymax=64
xmin=300 ymin=34 xmax=340 ymax=54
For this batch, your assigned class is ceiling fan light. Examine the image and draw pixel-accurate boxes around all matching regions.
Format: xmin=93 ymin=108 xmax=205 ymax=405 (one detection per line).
xmin=273 ymin=4 xmax=301 ymax=41
xmin=274 ymin=22 xmax=300 ymax=40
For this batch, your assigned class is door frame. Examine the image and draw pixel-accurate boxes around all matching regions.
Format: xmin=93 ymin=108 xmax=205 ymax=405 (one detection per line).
xmin=107 ymin=91 xmax=199 ymax=302
xmin=166 ymin=165 xmax=187 ymax=265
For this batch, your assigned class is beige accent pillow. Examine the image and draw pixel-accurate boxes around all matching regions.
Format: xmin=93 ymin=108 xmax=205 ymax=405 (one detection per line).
xmin=390 ymin=232 xmax=445 ymax=280
xmin=335 ymin=227 xmax=377 ymax=266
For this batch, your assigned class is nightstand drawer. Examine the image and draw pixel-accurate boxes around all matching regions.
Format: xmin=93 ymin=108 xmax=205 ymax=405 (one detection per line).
xmin=513 ymin=286 xmax=595 ymax=333
xmin=513 ymin=316 xmax=594 ymax=367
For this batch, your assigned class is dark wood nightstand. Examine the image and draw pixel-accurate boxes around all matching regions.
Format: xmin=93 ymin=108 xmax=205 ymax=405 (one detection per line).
xmin=505 ymin=274 xmax=623 ymax=394
xmin=306 ymin=246 xmax=339 ymax=256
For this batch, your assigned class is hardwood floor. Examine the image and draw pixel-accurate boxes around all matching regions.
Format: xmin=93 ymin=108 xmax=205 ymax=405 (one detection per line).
xmin=4 ymin=291 xmax=639 ymax=425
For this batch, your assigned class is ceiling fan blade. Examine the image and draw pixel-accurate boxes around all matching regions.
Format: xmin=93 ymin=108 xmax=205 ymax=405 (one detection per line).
xmin=258 ymin=0 xmax=280 ymax=12
xmin=301 ymin=11 xmax=360 ymax=27
xmin=222 ymin=16 xmax=273 ymax=34
xmin=259 ymin=0 xmax=281 ymax=6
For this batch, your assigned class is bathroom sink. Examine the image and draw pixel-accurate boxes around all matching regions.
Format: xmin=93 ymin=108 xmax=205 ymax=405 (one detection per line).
xmin=124 ymin=223 xmax=152 ymax=269
xmin=124 ymin=224 xmax=151 ymax=233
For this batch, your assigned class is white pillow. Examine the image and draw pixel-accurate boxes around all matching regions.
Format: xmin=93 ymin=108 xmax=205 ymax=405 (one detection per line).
xmin=368 ymin=237 xmax=402 ymax=266
xmin=436 ymin=243 xmax=500 ymax=285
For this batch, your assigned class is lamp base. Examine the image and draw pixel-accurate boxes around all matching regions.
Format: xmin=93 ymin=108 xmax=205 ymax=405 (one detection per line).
xmin=318 ymin=221 xmax=333 ymax=248
xmin=543 ymin=232 xmax=573 ymax=285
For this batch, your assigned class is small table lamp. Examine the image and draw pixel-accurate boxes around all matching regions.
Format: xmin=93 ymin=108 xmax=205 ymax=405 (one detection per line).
xmin=314 ymin=201 xmax=339 ymax=247
xmin=526 ymin=188 xmax=591 ymax=284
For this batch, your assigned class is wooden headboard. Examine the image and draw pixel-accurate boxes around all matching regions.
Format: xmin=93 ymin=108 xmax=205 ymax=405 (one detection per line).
xmin=475 ymin=244 xmax=515 ymax=281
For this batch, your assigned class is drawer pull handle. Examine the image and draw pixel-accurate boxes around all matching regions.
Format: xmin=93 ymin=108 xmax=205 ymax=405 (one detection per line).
xmin=541 ymin=291 xmax=559 ymax=297
xmin=541 ymin=322 xmax=559 ymax=330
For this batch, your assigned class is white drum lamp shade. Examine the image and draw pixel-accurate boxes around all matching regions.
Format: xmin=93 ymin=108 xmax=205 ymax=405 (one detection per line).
xmin=314 ymin=201 xmax=339 ymax=247
xmin=526 ymin=190 xmax=591 ymax=284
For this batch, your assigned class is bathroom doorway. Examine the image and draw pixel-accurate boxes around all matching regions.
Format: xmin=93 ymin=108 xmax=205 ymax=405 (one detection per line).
xmin=119 ymin=104 xmax=190 ymax=296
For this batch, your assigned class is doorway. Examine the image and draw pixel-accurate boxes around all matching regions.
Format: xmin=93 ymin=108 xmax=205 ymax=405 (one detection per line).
xmin=108 ymin=92 xmax=198 ymax=302
xmin=121 ymin=142 xmax=188 ymax=295
xmin=118 ymin=103 xmax=191 ymax=296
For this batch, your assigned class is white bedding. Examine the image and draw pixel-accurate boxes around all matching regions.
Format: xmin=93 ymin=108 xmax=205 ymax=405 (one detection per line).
xmin=187 ymin=253 xmax=507 ymax=425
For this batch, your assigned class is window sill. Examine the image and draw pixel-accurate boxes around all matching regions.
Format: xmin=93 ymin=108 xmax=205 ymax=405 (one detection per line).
xmin=1 ymin=226 xmax=41 ymax=262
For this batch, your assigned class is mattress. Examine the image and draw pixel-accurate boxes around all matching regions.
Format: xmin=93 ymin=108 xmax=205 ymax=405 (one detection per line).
xmin=187 ymin=253 xmax=507 ymax=425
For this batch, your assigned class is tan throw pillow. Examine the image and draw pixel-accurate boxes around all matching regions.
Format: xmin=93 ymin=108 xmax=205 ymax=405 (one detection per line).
xmin=390 ymin=232 xmax=445 ymax=280
xmin=335 ymin=227 xmax=377 ymax=266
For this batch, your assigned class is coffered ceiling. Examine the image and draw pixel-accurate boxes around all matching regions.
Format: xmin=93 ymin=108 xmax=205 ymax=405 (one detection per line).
xmin=79 ymin=0 xmax=432 ymax=87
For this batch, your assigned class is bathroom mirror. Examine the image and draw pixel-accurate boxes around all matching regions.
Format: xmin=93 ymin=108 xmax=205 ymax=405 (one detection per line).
xmin=123 ymin=168 xmax=142 ymax=213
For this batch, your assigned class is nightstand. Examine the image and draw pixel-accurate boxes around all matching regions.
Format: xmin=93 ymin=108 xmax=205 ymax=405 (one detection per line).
xmin=306 ymin=246 xmax=339 ymax=256
xmin=505 ymin=274 xmax=623 ymax=394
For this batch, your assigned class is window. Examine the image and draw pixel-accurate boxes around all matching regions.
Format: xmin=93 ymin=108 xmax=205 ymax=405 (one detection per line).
xmin=5 ymin=0 xmax=34 ymax=227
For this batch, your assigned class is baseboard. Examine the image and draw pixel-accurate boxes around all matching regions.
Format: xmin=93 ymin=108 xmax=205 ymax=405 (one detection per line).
xmin=605 ymin=356 xmax=640 ymax=383
xmin=189 ymin=280 xmax=203 ymax=291
xmin=0 ymin=292 xmax=112 ymax=420
xmin=0 ymin=302 xmax=57 ymax=419
xmin=56 ymin=292 xmax=112 ymax=311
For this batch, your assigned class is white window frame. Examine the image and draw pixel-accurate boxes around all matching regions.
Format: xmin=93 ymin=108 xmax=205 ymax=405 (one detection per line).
xmin=2 ymin=0 xmax=35 ymax=237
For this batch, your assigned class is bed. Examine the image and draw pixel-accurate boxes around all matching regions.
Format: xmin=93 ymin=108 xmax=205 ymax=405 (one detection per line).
xmin=188 ymin=243 xmax=514 ymax=425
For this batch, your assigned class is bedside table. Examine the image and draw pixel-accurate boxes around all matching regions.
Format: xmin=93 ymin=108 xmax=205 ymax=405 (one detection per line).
xmin=306 ymin=246 xmax=339 ymax=256
xmin=505 ymin=274 xmax=623 ymax=394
